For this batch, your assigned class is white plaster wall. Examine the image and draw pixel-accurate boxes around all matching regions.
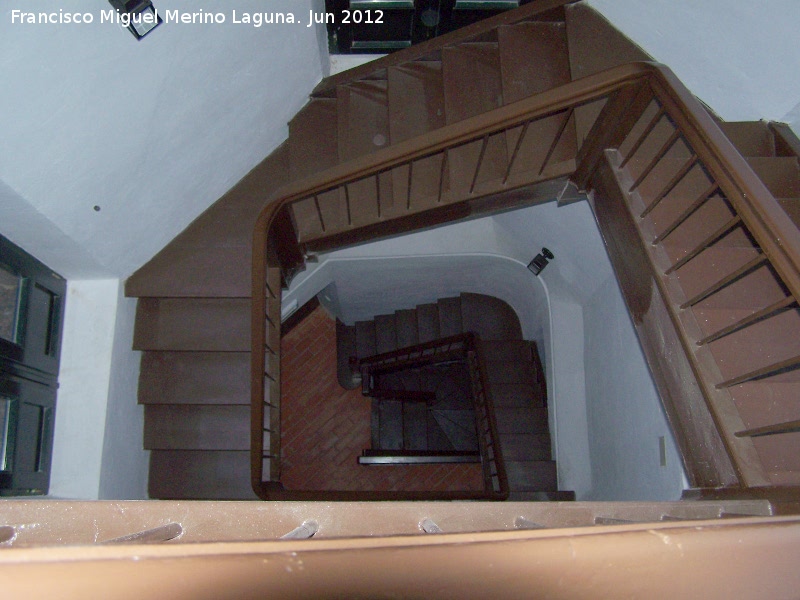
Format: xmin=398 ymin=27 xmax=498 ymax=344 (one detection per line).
xmin=98 ymin=286 xmax=147 ymax=500
xmin=49 ymin=279 xmax=119 ymax=499
xmin=0 ymin=0 xmax=328 ymax=279
xmin=587 ymin=0 xmax=800 ymax=128
xmin=582 ymin=275 xmax=685 ymax=500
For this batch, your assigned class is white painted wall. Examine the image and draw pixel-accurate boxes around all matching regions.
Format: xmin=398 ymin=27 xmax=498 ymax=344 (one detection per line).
xmin=583 ymin=275 xmax=685 ymax=500
xmin=588 ymin=0 xmax=800 ymax=128
xmin=0 ymin=0 xmax=328 ymax=279
xmin=49 ymin=279 xmax=119 ymax=499
xmin=98 ymin=286 xmax=147 ymax=500
xmin=48 ymin=279 xmax=147 ymax=500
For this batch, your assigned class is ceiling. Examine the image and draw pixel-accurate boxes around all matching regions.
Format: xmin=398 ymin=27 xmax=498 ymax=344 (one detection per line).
xmin=0 ymin=0 xmax=328 ymax=279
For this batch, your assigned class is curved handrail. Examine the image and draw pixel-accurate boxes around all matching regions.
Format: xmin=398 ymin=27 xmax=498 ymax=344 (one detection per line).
xmin=251 ymin=60 xmax=800 ymax=496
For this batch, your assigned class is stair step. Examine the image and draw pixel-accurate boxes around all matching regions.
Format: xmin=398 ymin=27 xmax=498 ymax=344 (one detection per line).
xmin=388 ymin=61 xmax=446 ymax=143
xmin=338 ymin=80 xmax=390 ymax=162
xmin=416 ymin=303 xmax=441 ymax=343
xmin=395 ymin=308 xmax=419 ymax=348
xmin=565 ymin=2 xmax=650 ymax=146
xmin=461 ymin=292 xmax=523 ymax=340
xmin=143 ymin=405 xmax=250 ymax=450
xmin=495 ymin=407 xmax=549 ymax=435
xmin=505 ymin=460 xmax=558 ymax=492
xmin=778 ymin=198 xmax=800 ymax=229
xmin=431 ymin=409 xmax=479 ymax=452
xmin=746 ymin=156 xmax=800 ymax=198
xmin=355 ymin=319 xmax=377 ymax=359
xmin=138 ymin=351 xmax=249 ymax=405
xmin=133 ymin=298 xmax=249 ymax=352
xmin=385 ymin=60 xmax=446 ymax=212
xmin=437 ymin=296 xmax=463 ymax=337
xmin=704 ymin=308 xmax=800 ymax=384
xmin=481 ymin=339 xmax=534 ymax=362
xmin=719 ymin=121 xmax=775 ymax=158
xmin=336 ymin=320 xmax=359 ymax=390
xmin=443 ymin=42 xmax=507 ymax=195
xmin=125 ymin=142 xmax=290 ymax=298
xmin=337 ymin=80 xmax=398 ymax=224
xmin=498 ymin=22 xmax=570 ymax=103
xmin=489 ymin=383 xmax=545 ymax=409
xmin=148 ymin=450 xmax=257 ymax=500
xmin=443 ymin=43 xmax=503 ymax=123
xmin=485 ymin=360 xmax=536 ymax=385
xmin=378 ymin=399 xmax=403 ymax=450
xmin=404 ymin=401 xmax=428 ymax=451
xmin=499 ymin=433 xmax=552 ymax=461
xmin=427 ymin=413 xmax=456 ymax=452
xmin=375 ymin=313 xmax=398 ymax=354
xmin=289 ymin=98 xmax=339 ymax=180
xmin=497 ymin=22 xmax=575 ymax=184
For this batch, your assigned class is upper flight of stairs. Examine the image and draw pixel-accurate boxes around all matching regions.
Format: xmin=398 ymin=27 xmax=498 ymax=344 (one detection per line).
xmin=125 ymin=0 xmax=800 ymax=499
xmin=337 ymin=292 xmax=570 ymax=499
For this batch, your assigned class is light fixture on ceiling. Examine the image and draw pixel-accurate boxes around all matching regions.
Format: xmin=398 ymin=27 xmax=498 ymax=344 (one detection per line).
xmin=108 ymin=0 xmax=162 ymax=40
xmin=527 ymin=247 xmax=554 ymax=276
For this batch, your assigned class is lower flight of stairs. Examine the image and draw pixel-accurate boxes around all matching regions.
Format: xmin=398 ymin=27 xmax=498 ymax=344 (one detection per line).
xmin=338 ymin=292 xmax=573 ymax=500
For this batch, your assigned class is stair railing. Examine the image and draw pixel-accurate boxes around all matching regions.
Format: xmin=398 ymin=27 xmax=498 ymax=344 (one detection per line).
xmin=358 ymin=333 xmax=508 ymax=498
xmin=252 ymin=61 xmax=800 ymax=499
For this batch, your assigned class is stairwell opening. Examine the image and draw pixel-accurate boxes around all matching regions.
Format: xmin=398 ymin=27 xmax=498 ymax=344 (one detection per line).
xmin=279 ymin=199 xmax=687 ymax=501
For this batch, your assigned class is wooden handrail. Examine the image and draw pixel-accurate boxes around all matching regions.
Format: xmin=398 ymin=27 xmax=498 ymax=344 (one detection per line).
xmin=251 ymin=60 xmax=800 ymax=497
xmin=358 ymin=332 xmax=508 ymax=497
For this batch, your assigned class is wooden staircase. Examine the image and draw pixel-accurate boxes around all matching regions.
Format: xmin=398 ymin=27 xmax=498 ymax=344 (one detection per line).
xmin=338 ymin=292 xmax=570 ymax=499
xmin=126 ymin=0 xmax=800 ymax=500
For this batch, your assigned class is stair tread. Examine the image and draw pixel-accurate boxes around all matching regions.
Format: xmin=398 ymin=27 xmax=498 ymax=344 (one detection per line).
xmin=355 ymin=320 xmax=378 ymax=359
xmin=438 ymin=296 xmax=463 ymax=337
xmin=395 ymin=309 xmax=419 ymax=348
xmin=431 ymin=409 xmax=479 ymax=452
xmin=498 ymin=21 xmax=570 ymax=104
xmin=138 ymin=351 xmax=250 ymax=405
xmin=479 ymin=340 xmax=533 ymax=363
xmin=289 ymin=98 xmax=339 ymax=180
xmin=378 ymin=399 xmax=404 ymax=450
xmin=416 ymin=303 xmax=441 ymax=344
xmin=460 ymin=292 xmax=523 ymax=341
xmin=404 ymin=402 xmax=428 ymax=451
xmin=144 ymin=405 xmax=250 ymax=451
xmin=495 ymin=407 xmax=549 ymax=435
xmin=338 ymin=80 xmax=390 ymax=162
xmin=485 ymin=360 xmax=536 ymax=385
xmin=388 ymin=61 xmax=446 ymax=143
xmin=149 ymin=450 xmax=257 ymax=500
xmin=719 ymin=121 xmax=775 ymax=158
xmin=499 ymin=432 xmax=552 ymax=461
xmin=746 ymin=156 xmax=800 ymax=198
xmin=489 ymin=383 xmax=545 ymax=409
xmin=777 ymin=197 xmax=800 ymax=229
xmin=443 ymin=42 xmax=507 ymax=195
xmin=505 ymin=460 xmax=558 ymax=492
xmin=565 ymin=2 xmax=650 ymax=145
xmin=375 ymin=314 xmax=398 ymax=354
xmin=133 ymin=298 xmax=250 ymax=352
